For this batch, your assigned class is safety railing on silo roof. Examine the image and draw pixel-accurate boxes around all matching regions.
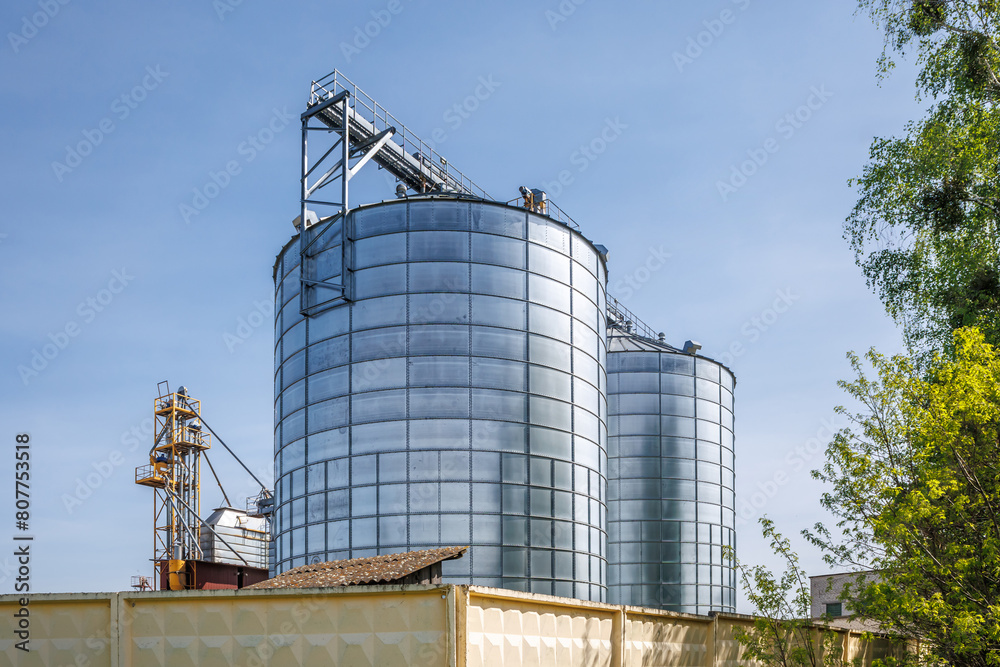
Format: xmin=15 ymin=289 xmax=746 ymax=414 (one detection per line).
xmin=311 ymin=69 xmax=491 ymax=201
xmin=506 ymin=195 xmax=581 ymax=230
xmin=607 ymin=295 xmax=664 ymax=342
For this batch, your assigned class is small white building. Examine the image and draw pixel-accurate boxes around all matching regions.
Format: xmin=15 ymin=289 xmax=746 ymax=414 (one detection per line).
xmin=809 ymin=571 xmax=881 ymax=632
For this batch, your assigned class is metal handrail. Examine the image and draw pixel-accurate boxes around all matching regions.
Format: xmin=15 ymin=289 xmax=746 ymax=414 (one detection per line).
xmin=607 ymin=295 xmax=664 ymax=343
xmin=311 ymin=70 xmax=490 ymax=200
xmin=505 ymin=196 xmax=581 ymax=230
xmin=135 ymin=464 xmax=162 ymax=483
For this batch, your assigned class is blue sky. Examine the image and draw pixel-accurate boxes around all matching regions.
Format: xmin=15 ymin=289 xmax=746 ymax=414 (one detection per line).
xmin=0 ymin=0 xmax=917 ymax=608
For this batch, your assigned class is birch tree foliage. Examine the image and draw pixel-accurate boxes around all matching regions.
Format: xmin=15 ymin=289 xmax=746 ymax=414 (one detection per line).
xmin=847 ymin=1 xmax=1000 ymax=362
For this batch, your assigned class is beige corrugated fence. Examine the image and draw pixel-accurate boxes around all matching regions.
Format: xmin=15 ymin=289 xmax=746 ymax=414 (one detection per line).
xmin=0 ymin=585 xmax=898 ymax=666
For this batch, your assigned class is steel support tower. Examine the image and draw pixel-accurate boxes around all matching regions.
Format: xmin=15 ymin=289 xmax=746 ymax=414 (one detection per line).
xmin=135 ymin=383 xmax=210 ymax=588
xmin=297 ymin=69 xmax=490 ymax=316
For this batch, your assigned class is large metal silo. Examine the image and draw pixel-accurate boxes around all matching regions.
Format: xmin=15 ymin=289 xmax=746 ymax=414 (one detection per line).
xmin=606 ymin=333 xmax=736 ymax=614
xmin=272 ymin=197 xmax=609 ymax=601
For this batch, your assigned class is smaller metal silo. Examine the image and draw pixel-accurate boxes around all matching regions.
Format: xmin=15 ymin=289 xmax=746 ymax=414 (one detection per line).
xmin=605 ymin=321 xmax=736 ymax=615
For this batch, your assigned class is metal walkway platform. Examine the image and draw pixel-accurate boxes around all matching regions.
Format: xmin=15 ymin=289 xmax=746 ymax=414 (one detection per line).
xmin=304 ymin=70 xmax=490 ymax=201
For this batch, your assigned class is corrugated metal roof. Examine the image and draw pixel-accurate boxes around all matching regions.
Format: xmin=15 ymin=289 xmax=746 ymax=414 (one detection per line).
xmin=607 ymin=331 xmax=680 ymax=353
xmin=246 ymin=546 xmax=468 ymax=590
xmin=606 ymin=331 xmax=736 ymax=379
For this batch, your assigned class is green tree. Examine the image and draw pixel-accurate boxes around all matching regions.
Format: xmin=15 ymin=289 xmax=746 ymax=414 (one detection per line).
xmin=846 ymin=1 xmax=1000 ymax=362
xmin=808 ymin=328 xmax=1000 ymax=667
xmin=731 ymin=518 xmax=856 ymax=667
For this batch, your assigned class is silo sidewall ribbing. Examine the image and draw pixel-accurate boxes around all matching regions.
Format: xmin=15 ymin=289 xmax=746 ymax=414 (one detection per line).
xmin=273 ymin=198 xmax=609 ymax=601
xmin=606 ymin=344 xmax=736 ymax=613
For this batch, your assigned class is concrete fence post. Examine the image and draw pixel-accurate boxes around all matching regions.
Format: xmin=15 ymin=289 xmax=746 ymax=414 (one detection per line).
xmin=612 ymin=607 xmax=625 ymax=666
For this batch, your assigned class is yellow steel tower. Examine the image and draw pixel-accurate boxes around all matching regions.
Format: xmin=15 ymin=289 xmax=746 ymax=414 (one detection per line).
xmin=135 ymin=382 xmax=210 ymax=589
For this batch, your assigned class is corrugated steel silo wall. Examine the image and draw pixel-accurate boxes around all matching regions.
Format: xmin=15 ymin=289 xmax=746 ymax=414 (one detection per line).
xmin=273 ymin=198 xmax=609 ymax=601
xmin=606 ymin=344 xmax=736 ymax=613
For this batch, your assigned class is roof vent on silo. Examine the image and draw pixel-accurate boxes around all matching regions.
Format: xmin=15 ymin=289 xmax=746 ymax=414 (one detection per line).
xmin=292 ymin=210 xmax=319 ymax=231
xmin=683 ymin=340 xmax=702 ymax=355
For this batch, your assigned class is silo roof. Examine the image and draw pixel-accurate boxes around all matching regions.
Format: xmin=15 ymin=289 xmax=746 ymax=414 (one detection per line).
xmin=246 ymin=546 xmax=468 ymax=590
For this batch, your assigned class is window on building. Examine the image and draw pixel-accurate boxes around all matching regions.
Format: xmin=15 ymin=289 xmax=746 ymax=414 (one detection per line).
xmin=825 ymin=602 xmax=843 ymax=617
